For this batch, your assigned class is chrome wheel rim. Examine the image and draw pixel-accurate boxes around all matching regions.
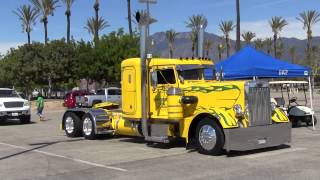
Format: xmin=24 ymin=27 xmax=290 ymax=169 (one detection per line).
xmin=199 ymin=125 xmax=217 ymax=150
xmin=65 ymin=117 xmax=74 ymax=134
xmin=83 ymin=117 xmax=93 ymax=136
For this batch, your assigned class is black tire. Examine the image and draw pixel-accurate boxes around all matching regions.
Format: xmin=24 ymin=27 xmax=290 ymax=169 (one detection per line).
xmin=307 ymin=116 xmax=317 ymax=126
xmin=195 ymin=117 xmax=225 ymax=155
xmin=290 ymin=116 xmax=301 ymax=128
xmin=82 ymin=114 xmax=96 ymax=140
xmin=63 ymin=112 xmax=82 ymax=137
xmin=20 ymin=115 xmax=31 ymax=124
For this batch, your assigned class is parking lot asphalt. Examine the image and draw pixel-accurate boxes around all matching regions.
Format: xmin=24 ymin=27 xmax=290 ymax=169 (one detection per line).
xmin=0 ymin=109 xmax=320 ymax=180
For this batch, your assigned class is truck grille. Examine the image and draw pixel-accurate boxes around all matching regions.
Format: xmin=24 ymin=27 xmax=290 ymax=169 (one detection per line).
xmin=4 ymin=102 xmax=24 ymax=108
xmin=246 ymin=81 xmax=272 ymax=126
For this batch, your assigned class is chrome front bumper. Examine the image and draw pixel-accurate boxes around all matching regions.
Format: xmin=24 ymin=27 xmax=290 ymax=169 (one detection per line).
xmin=224 ymin=123 xmax=291 ymax=152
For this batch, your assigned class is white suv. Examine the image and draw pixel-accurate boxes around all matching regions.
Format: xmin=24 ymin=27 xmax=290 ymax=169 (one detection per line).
xmin=0 ymin=88 xmax=31 ymax=124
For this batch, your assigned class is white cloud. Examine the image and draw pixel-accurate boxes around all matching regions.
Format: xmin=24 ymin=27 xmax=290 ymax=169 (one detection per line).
xmin=251 ymin=0 xmax=291 ymax=9
xmin=231 ymin=17 xmax=320 ymax=40
xmin=0 ymin=42 xmax=24 ymax=55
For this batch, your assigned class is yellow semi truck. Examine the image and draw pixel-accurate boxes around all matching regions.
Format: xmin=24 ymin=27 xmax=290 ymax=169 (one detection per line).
xmin=61 ymin=13 xmax=291 ymax=155
xmin=62 ymin=56 xmax=291 ymax=155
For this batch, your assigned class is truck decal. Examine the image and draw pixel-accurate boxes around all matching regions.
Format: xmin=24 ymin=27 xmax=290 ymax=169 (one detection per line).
xmin=182 ymin=85 xmax=240 ymax=94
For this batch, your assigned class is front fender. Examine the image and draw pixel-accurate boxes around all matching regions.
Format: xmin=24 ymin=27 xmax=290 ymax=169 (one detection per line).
xmin=272 ymin=108 xmax=289 ymax=123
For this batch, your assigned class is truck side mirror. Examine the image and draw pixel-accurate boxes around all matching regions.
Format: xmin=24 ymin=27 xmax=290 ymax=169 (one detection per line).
xmin=151 ymin=71 xmax=158 ymax=90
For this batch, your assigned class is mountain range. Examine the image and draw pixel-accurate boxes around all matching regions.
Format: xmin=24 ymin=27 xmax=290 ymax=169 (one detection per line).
xmin=150 ymin=31 xmax=320 ymax=64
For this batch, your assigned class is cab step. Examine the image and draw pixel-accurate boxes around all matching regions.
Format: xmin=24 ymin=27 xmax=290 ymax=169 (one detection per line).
xmin=145 ymin=136 xmax=170 ymax=143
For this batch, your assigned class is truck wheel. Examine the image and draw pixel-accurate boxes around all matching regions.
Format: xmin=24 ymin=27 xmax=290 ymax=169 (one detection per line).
xmin=20 ymin=115 xmax=31 ymax=124
xmin=196 ymin=117 xmax=224 ymax=155
xmin=63 ymin=112 xmax=82 ymax=137
xmin=82 ymin=114 xmax=96 ymax=140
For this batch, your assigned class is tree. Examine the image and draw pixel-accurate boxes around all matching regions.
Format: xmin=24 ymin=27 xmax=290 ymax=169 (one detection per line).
xmin=13 ymin=5 xmax=39 ymax=45
xmin=289 ymin=46 xmax=297 ymax=64
xmin=126 ymin=0 xmax=133 ymax=36
xmin=297 ymin=10 xmax=320 ymax=59
xmin=189 ymin=30 xmax=197 ymax=57
xmin=61 ymin=0 xmax=75 ymax=43
xmin=219 ymin=20 xmax=235 ymax=57
xmin=204 ymin=39 xmax=213 ymax=57
xmin=236 ymin=0 xmax=241 ymax=51
xmin=185 ymin=14 xmax=208 ymax=56
xmin=93 ymin=0 xmax=100 ymax=38
xmin=218 ymin=44 xmax=225 ymax=61
xmin=85 ymin=16 xmax=109 ymax=45
xmin=269 ymin=16 xmax=288 ymax=58
xmin=254 ymin=38 xmax=264 ymax=50
xmin=264 ymin=38 xmax=273 ymax=54
xmin=165 ymin=29 xmax=177 ymax=58
xmin=31 ymin=0 xmax=59 ymax=45
xmin=241 ymin=31 xmax=256 ymax=45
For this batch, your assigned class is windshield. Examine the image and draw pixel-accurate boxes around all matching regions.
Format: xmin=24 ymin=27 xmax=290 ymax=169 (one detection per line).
xmin=177 ymin=65 xmax=215 ymax=80
xmin=0 ymin=90 xmax=20 ymax=98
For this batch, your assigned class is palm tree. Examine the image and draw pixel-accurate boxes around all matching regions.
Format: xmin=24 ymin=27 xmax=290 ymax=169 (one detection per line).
xmin=85 ymin=16 xmax=109 ymax=44
xmin=93 ymin=0 xmax=100 ymax=39
xmin=264 ymin=38 xmax=273 ymax=54
xmin=289 ymin=46 xmax=297 ymax=64
xmin=269 ymin=16 xmax=288 ymax=57
xmin=31 ymin=0 xmax=59 ymax=44
xmin=254 ymin=38 xmax=264 ymax=50
xmin=218 ymin=44 xmax=225 ymax=60
xmin=127 ymin=0 xmax=133 ymax=36
xmin=204 ymin=39 xmax=213 ymax=57
xmin=189 ymin=30 xmax=197 ymax=57
xmin=236 ymin=0 xmax=241 ymax=51
xmin=186 ymin=15 xmax=208 ymax=56
xmin=241 ymin=31 xmax=256 ymax=45
xmin=165 ymin=29 xmax=177 ymax=58
xmin=297 ymin=10 xmax=320 ymax=56
xmin=13 ymin=5 xmax=39 ymax=45
xmin=61 ymin=0 xmax=75 ymax=43
xmin=219 ymin=20 xmax=235 ymax=57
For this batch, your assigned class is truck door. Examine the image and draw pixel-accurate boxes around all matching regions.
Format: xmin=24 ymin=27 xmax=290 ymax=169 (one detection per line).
xmin=122 ymin=67 xmax=136 ymax=115
xmin=149 ymin=67 xmax=177 ymax=119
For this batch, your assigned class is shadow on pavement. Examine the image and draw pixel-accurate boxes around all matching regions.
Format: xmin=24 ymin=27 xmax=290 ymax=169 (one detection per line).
xmin=0 ymin=138 xmax=83 ymax=161
xmin=0 ymin=120 xmax=36 ymax=126
xmin=226 ymin=144 xmax=291 ymax=157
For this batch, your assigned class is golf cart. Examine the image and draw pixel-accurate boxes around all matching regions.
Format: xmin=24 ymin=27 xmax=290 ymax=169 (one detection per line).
xmin=270 ymin=81 xmax=317 ymax=127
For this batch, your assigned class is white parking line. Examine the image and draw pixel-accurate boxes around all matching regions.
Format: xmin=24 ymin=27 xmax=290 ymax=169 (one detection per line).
xmin=0 ymin=142 xmax=128 ymax=172
xmin=242 ymin=147 xmax=307 ymax=159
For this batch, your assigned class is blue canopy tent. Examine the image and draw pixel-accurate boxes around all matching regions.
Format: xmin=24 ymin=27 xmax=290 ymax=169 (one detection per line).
xmin=214 ymin=46 xmax=310 ymax=80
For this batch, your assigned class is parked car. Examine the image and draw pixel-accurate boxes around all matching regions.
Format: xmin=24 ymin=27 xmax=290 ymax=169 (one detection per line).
xmin=63 ymin=90 xmax=93 ymax=109
xmin=0 ymin=88 xmax=31 ymax=124
xmin=76 ymin=87 xmax=121 ymax=107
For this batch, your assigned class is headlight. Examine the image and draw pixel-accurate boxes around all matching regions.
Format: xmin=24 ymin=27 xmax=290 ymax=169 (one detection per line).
xmin=233 ymin=104 xmax=244 ymax=117
xmin=271 ymin=102 xmax=276 ymax=111
xmin=0 ymin=103 xmax=3 ymax=107
xmin=23 ymin=101 xmax=30 ymax=106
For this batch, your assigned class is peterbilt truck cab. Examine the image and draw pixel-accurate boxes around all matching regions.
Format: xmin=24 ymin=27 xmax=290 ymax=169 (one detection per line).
xmin=62 ymin=57 xmax=291 ymax=155
xmin=0 ymin=88 xmax=31 ymax=124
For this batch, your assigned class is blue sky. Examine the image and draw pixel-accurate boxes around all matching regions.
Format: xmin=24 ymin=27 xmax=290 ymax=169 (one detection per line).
xmin=1 ymin=0 xmax=320 ymax=54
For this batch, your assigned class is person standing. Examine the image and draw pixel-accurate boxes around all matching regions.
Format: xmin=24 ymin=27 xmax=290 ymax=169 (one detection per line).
xmin=36 ymin=93 xmax=44 ymax=121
